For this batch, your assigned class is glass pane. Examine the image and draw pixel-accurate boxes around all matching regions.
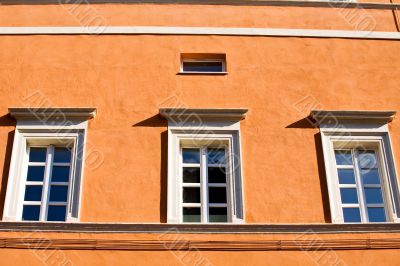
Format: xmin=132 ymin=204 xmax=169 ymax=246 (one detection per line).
xmin=365 ymin=188 xmax=384 ymax=204
xmin=183 ymin=207 xmax=201 ymax=223
xmin=182 ymin=148 xmax=200 ymax=164
xmin=47 ymin=205 xmax=66 ymax=221
xmin=209 ymin=187 xmax=227 ymax=203
xmin=29 ymin=147 xmax=47 ymax=162
xmin=334 ymin=150 xmax=352 ymax=165
xmin=361 ymin=169 xmax=380 ymax=185
xmin=207 ymin=148 xmax=226 ymax=164
xmin=209 ymin=208 xmax=228 ymax=223
xmin=358 ymin=150 xmax=377 ymax=169
xmin=208 ymin=167 xmax=226 ymax=183
xmin=22 ymin=205 xmax=41 ymax=221
xmin=51 ymin=166 xmax=70 ymax=182
xmin=49 ymin=185 xmax=68 ymax=202
xmin=27 ymin=166 xmax=45 ymax=182
xmin=183 ymin=187 xmax=200 ymax=203
xmin=337 ymin=169 xmax=355 ymax=184
xmin=54 ymin=147 xmax=71 ymax=163
xmin=182 ymin=61 xmax=223 ymax=72
xmin=368 ymin=207 xmax=386 ymax=222
xmin=343 ymin=208 xmax=361 ymax=223
xmin=183 ymin=167 xmax=200 ymax=183
xmin=24 ymin=185 xmax=43 ymax=201
xmin=340 ymin=188 xmax=358 ymax=204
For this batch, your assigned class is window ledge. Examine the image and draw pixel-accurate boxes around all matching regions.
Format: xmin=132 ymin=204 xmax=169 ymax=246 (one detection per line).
xmin=177 ymin=71 xmax=228 ymax=75
xmin=1 ymin=222 xmax=400 ymax=234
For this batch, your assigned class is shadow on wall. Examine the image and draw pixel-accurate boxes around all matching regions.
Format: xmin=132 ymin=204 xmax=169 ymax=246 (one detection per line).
xmin=133 ymin=114 xmax=168 ymax=223
xmin=0 ymin=114 xmax=16 ymax=219
xmin=286 ymin=116 xmax=331 ymax=223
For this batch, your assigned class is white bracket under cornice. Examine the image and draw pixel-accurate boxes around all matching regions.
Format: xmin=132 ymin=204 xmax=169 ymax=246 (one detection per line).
xmin=310 ymin=110 xmax=396 ymax=125
xmin=159 ymin=108 xmax=248 ymax=122
xmin=9 ymin=107 xmax=97 ymax=121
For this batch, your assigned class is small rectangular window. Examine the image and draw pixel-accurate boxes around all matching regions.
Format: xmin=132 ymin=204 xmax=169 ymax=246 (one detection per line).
xmin=180 ymin=54 xmax=227 ymax=74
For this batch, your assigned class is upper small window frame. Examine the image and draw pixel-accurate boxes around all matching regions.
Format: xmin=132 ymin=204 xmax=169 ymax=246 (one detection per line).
xmin=179 ymin=54 xmax=227 ymax=75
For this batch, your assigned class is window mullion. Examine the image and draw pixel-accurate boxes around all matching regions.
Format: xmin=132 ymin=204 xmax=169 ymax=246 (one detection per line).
xmin=353 ymin=149 xmax=368 ymax=222
xmin=201 ymin=147 xmax=208 ymax=223
xmin=40 ymin=145 xmax=54 ymax=221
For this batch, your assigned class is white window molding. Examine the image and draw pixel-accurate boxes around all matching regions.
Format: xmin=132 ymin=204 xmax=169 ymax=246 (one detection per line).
xmin=3 ymin=107 xmax=96 ymax=222
xmin=160 ymin=108 xmax=247 ymax=224
xmin=311 ymin=110 xmax=400 ymax=223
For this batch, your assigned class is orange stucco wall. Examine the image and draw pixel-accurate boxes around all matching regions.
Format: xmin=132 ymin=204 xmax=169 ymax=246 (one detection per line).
xmin=0 ymin=2 xmax=400 ymax=265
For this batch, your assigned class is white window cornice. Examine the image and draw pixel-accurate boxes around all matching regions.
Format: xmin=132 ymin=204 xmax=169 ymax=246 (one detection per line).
xmin=310 ymin=110 xmax=396 ymax=124
xmin=160 ymin=108 xmax=248 ymax=121
xmin=9 ymin=107 xmax=97 ymax=121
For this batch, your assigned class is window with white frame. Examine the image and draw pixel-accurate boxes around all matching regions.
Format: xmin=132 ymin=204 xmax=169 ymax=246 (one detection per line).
xmin=180 ymin=54 xmax=227 ymax=74
xmin=312 ymin=110 xmax=400 ymax=224
xmin=3 ymin=107 xmax=96 ymax=222
xmin=181 ymin=144 xmax=230 ymax=223
xmin=22 ymin=146 xmax=73 ymax=221
xmin=160 ymin=108 xmax=247 ymax=224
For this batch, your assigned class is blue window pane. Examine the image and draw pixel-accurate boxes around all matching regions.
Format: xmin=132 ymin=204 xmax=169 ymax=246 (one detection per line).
xmin=209 ymin=187 xmax=227 ymax=204
xmin=209 ymin=207 xmax=228 ymax=223
xmin=340 ymin=188 xmax=358 ymax=204
xmin=47 ymin=205 xmax=66 ymax=221
xmin=22 ymin=205 xmax=41 ymax=221
xmin=207 ymin=148 xmax=225 ymax=164
xmin=361 ymin=169 xmax=380 ymax=185
xmin=29 ymin=147 xmax=47 ymax=162
xmin=183 ymin=187 xmax=200 ymax=203
xmin=27 ymin=166 xmax=45 ymax=182
xmin=182 ymin=148 xmax=200 ymax=164
xmin=54 ymin=147 xmax=71 ymax=163
xmin=182 ymin=61 xmax=223 ymax=72
xmin=51 ymin=166 xmax=70 ymax=182
xmin=368 ymin=207 xmax=386 ymax=222
xmin=183 ymin=207 xmax=201 ymax=223
xmin=49 ymin=186 xmax=68 ymax=202
xmin=358 ymin=150 xmax=377 ymax=169
xmin=337 ymin=169 xmax=355 ymax=184
xmin=183 ymin=167 xmax=200 ymax=183
xmin=24 ymin=185 xmax=43 ymax=201
xmin=343 ymin=208 xmax=361 ymax=223
xmin=365 ymin=188 xmax=384 ymax=204
xmin=208 ymin=167 xmax=226 ymax=183
xmin=335 ymin=150 xmax=352 ymax=165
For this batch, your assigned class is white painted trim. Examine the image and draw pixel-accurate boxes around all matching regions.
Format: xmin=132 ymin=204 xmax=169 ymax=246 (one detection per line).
xmin=0 ymin=26 xmax=400 ymax=40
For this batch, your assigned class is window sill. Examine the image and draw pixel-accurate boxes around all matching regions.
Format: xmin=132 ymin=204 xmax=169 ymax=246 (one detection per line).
xmin=177 ymin=71 xmax=228 ymax=75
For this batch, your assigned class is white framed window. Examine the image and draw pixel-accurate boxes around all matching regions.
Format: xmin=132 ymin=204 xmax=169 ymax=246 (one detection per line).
xmin=312 ymin=110 xmax=400 ymax=223
xmin=3 ymin=107 xmax=96 ymax=222
xmin=160 ymin=108 xmax=247 ymax=224
xmin=179 ymin=54 xmax=227 ymax=74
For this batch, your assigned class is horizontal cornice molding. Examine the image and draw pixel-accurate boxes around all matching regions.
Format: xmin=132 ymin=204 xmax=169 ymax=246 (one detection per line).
xmin=2 ymin=237 xmax=400 ymax=251
xmin=0 ymin=0 xmax=399 ymax=10
xmin=1 ymin=222 xmax=400 ymax=234
xmin=160 ymin=108 xmax=248 ymax=121
xmin=9 ymin=107 xmax=97 ymax=120
xmin=310 ymin=110 xmax=396 ymax=124
xmin=0 ymin=27 xmax=400 ymax=40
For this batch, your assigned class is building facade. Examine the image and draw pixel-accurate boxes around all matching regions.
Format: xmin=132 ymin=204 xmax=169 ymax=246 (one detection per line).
xmin=0 ymin=0 xmax=400 ymax=265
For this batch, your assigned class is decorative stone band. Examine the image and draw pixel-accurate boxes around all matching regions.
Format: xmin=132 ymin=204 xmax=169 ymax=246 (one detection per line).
xmin=9 ymin=107 xmax=97 ymax=121
xmin=310 ymin=110 xmax=396 ymax=125
xmin=1 ymin=222 xmax=400 ymax=234
xmin=159 ymin=108 xmax=248 ymax=121
xmin=1 ymin=236 xmax=400 ymax=251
